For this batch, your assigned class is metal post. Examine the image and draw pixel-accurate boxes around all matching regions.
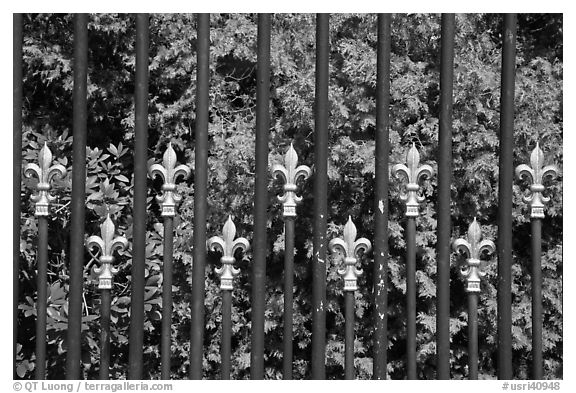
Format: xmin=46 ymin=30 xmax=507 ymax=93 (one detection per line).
xmin=284 ymin=217 xmax=295 ymax=379
xmin=221 ymin=290 xmax=232 ymax=379
xmin=531 ymin=219 xmax=542 ymax=379
xmin=406 ymin=217 xmax=417 ymax=380
xmin=128 ymin=13 xmax=149 ymax=380
xmin=190 ymin=13 xmax=209 ymax=380
xmin=392 ymin=144 xmax=433 ymax=380
xmin=453 ymin=218 xmax=495 ymax=381
xmin=497 ymin=13 xmax=516 ymax=380
xmin=251 ymin=12 xmax=270 ymax=380
xmin=437 ymin=13 xmax=455 ymax=380
xmin=66 ymin=13 xmax=88 ymax=379
xmin=35 ymin=216 xmax=48 ymax=379
xmin=24 ymin=143 xmax=66 ymax=379
xmin=328 ymin=216 xmax=372 ymax=379
xmin=345 ymin=291 xmax=355 ymax=380
xmin=208 ymin=217 xmax=250 ymax=380
xmin=515 ymin=143 xmax=559 ymax=379
xmin=100 ymin=289 xmax=111 ymax=380
xmin=272 ymin=143 xmax=311 ymax=380
xmin=468 ymin=292 xmax=479 ymax=380
xmin=148 ymin=142 xmax=191 ymax=379
xmin=161 ymin=217 xmax=174 ymax=379
xmin=13 ymin=12 xmax=23 ymax=378
xmin=86 ymin=215 xmax=127 ymax=381
xmin=373 ymin=13 xmax=390 ymax=380
xmin=312 ymin=13 xmax=329 ymax=380
xmin=329 ymin=217 xmax=371 ymax=380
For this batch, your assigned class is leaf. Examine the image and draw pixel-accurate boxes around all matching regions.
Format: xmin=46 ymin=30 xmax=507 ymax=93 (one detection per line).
xmin=115 ymin=174 xmax=129 ymax=183
xmin=17 ymin=362 xmax=29 ymax=378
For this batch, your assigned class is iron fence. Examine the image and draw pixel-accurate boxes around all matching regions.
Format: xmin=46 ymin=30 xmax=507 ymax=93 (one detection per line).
xmin=14 ymin=13 xmax=562 ymax=380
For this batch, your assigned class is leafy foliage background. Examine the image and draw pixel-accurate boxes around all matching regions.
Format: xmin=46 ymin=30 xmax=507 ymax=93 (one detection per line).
xmin=17 ymin=13 xmax=562 ymax=380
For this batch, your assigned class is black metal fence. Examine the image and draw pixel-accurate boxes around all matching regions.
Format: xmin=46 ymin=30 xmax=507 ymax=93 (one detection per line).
xmin=14 ymin=13 xmax=562 ymax=380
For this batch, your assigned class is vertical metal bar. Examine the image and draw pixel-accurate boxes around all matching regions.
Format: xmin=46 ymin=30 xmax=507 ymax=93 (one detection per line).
xmin=66 ymin=13 xmax=88 ymax=379
xmin=312 ymin=13 xmax=329 ymax=380
xmin=13 ymin=12 xmax=23 ymax=378
xmin=189 ymin=12 xmax=209 ymax=380
xmin=283 ymin=217 xmax=295 ymax=379
xmin=406 ymin=217 xmax=417 ymax=379
xmin=531 ymin=218 xmax=543 ymax=379
xmin=99 ymin=289 xmax=111 ymax=380
xmin=373 ymin=13 xmax=391 ymax=380
xmin=497 ymin=13 xmax=516 ymax=381
xmin=455 ymin=219 xmax=495 ymax=380
xmin=128 ymin=13 xmax=149 ymax=380
xmin=35 ymin=216 xmax=48 ymax=379
xmin=161 ymin=217 xmax=174 ymax=379
xmin=344 ymin=291 xmax=355 ymax=380
xmin=437 ymin=13 xmax=455 ymax=380
xmin=221 ymin=290 xmax=232 ymax=380
xmin=251 ymin=12 xmax=270 ymax=380
xmin=468 ymin=292 xmax=479 ymax=380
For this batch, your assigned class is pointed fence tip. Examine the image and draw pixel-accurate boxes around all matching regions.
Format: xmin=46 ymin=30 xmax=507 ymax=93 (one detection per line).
xmin=285 ymin=143 xmax=298 ymax=166
xmin=406 ymin=142 xmax=420 ymax=163
xmin=222 ymin=216 xmax=237 ymax=246
xmin=343 ymin=215 xmax=357 ymax=244
xmin=468 ymin=217 xmax=482 ymax=243
xmin=39 ymin=141 xmax=52 ymax=161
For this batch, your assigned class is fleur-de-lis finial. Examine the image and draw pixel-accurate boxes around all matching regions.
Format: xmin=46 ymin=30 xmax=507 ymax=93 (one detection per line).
xmin=148 ymin=142 xmax=191 ymax=217
xmin=207 ymin=216 xmax=251 ymax=290
xmin=271 ymin=143 xmax=311 ymax=217
xmin=23 ymin=142 xmax=67 ymax=216
xmin=86 ymin=214 xmax=128 ymax=289
xmin=452 ymin=218 xmax=496 ymax=293
xmin=515 ymin=143 xmax=560 ymax=219
xmin=329 ymin=216 xmax=372 ymax=291
xmin=392 ymin=143 xmax=434 ymax=217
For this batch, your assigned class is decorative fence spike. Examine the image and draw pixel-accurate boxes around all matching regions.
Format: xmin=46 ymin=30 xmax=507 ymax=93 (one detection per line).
xmin=148 ymin=142 xmax=191 ymax=217
xmin=272 ymin=143 xmax=311 ymax=217
xmin=392 ymin=143 xmax=434 ymax=217
xmin=516 ymin=142 xmax=560 ymax=380
xmin=149 ymin=142 xmax=190 ymax=379
xmin=24 ymin=142 xmax=67 ymax=216
xmin=271 ymin=142 xmax=310 ymax=379
xmin=329 ymin=216 xmax=372 ymax=291
xmin=515 ymin=142 xmax=560 ymax=219
xmin=208 ymin=216 xmax=250 ymax=290
xmin=86 ymin=214 xmax=128 ymax=289
xmin=452 ymin=218 xmax=495 ymax=292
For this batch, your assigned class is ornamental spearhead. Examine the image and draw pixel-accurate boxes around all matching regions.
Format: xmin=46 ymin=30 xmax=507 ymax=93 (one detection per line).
xmin=23 ymin=142 xmax=67 ymax=216
xmin=271 ymin=143 xmax=311 ymax=217
xmin=86 ymin=214 xmax=128 ymax=289
xmin=515 ymin=142 xmax=560 ymax=219
xmin=148 ymin=142 xmax=191 ymax=217
xmin=452 ymin=218 xmax=495 ymax=293
xmin=207 ymin=216 xmax=250 ymax=291
xmin=392 ymin=143 xmax=434 ymax=217
xmin=329 ymin=216 xmax=372 ymax=292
